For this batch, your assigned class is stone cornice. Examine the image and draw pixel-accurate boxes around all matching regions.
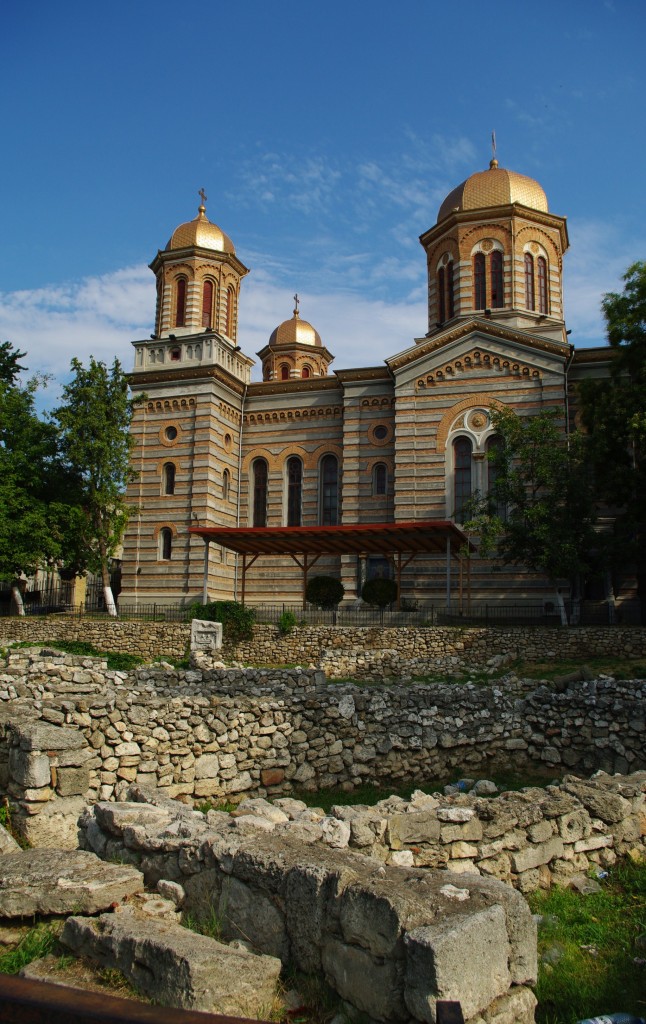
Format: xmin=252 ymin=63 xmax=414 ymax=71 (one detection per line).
xmin=571 ymin=346 xmax=615 ymax=364
xmin=247 ymin=377 xmax=341 ymax=397
xmin=334 ymin=366 xmax=392 ymax=383
xmin=127 ymin=365 xmax=246 ymax=396
xmin=149 ymin=245 xmax=250 ymax=278
xmin=419 ymin=203 xmax=569 ymax=253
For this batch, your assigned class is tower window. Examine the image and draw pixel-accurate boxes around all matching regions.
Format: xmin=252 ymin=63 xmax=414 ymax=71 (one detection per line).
xmin=202 ymin=280 xmax=214 ymax=329
xmin=438 ymin=266 xmax=446 ymax=322
xmin=280 ymin=364 xmax=290 ymax=380
xmin=320 ymin=454 xmax=339 ymax=525
xmin=524 ymin=252 xmax=535 ymax=310
xmin=223 ymin=468 xmax=230 ymax=502
xmin=446 ymin=260 xmax=455 ymax=319
xmin=453 ymin=437 xmax=473 ymax=523
xmin=373 ymin=462 xmax=387 ymax=496
xmin=474 ymin=253 xmax=486 ymax=310
xmin=159 ymin=528 xmax=172 ymax=560
xmin=252 ymin=458 xmax=268 ymax=527
xmin=226 ymin=286 xmax=235 ymax=337
xmin=175 ymin=278 xmax=187 ymax=327
xmin=287 ymin=456 xmax=302 ymax=527
xmin=162 ymin=462 xmax=175 ymax=495
xmin=301 ymin=366 xmax=311 ymax=379
xmin=490 ymin=251 xmax=504 ymax=308
xmin=537 ymin=256 xmax=548 ymax=314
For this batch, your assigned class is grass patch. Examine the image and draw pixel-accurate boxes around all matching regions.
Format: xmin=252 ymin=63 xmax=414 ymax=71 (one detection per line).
xmin=183 ymin=903 xmax=224 ymax=942
xmin=0 ymin=800 xmax=30 ymax=849
xmin=0 ymin=924 xmax=59 ymax=974
xmin=194 ymin=798 xmax=239 ymax=815
xmin=510 ymin=654 xmax=646 ymax=683
xmin=528 ymin=860 xmax=646 ymax=1024
xmin=5 ymin=639 xmax=143 ymax=672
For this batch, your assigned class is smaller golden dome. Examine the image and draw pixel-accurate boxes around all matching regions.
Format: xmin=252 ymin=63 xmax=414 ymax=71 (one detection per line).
xmin=167 ymin=204 xmax=235 ymax=254
xmin=269 ymin=301 xmax=321 ymax=348
xmin=437 ymin=162 xmax=548 ymax=222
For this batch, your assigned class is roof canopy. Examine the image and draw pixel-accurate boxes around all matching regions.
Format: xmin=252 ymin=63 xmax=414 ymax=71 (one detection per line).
xmin=189 ymin=521 xmax=473 ymax=608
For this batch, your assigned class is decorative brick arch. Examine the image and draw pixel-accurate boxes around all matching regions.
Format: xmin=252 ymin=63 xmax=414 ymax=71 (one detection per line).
xmin=436 ymin=395 xmax=506 ymax=451
xmin=514 ymin=225 xmax=561 ymax=267
xmin=313 ymin=443 xmax=343 ymax=466
xmin=458 ymin=223 xmax=512 ymax=260
xmin=427 ymin=235 xmax=459 ymax=268
xmin=242 ymin=448 xmax=280 ymax=473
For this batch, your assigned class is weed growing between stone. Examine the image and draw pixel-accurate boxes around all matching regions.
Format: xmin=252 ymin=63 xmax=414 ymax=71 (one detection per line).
xmin=528 ymin=860 xmax=646 ymax=1024
xmin=7 ymin=639 xmax=143 ymax=672
xmin=0 ymin=924 xmax=59 ymax=974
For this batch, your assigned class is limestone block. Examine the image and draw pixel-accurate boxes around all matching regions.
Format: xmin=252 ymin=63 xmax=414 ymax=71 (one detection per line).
xmin=61 ymin=912 xmax=280 ymax=1017
xmin=483 ymin=986 xmax=537 ymax=1024
xmin=387 ymin=812 xmax=440 ymax=849
xmin=573 ymin=834 xmax=613 ymax=853
xmin=564 ymin=782 xmax=632 ymax=824
xmin=55 ymin=766 xmax=90 ymax=797
xmin=194 ymin=754 xmax=220 ymax=780
xmin=191 ymin=619 xmax=223 ymax=654
xmin=322 ymin=936 xmax=406 ymax=1021
xmin=0 ymin=849 xmax=143 ymax=917
xmin=14 ymin=796 xmax=88 ymax=850
xmin=8 ymin=749 xmax=51 ymax=789
xmin=440 ymin=819 xmax=483 ymax=843
xmin=511 ymin=837 xmax=564 ymax=874
xmin=558 ymin=810 xmax=590 ymax=842
xmin=15 ymin=722 xmax=86 ymax=752
xmin=0 ymin=822 xmax=20 ymax=854
xmin=404 ymin=905 xmax=511 ymax=1023
xmin=219 ymin=875 xmax=289 ymax=962
xmin=527 ymin=820 xmax=553 ymax=844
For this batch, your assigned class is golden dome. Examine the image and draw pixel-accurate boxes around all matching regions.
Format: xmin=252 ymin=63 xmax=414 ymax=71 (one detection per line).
xmin=437 ymin=160 xmax=548 ymax=222
xmin=167 ymin=204 xmax=235 ymax=254
xmin=269 ymin=303 xmax=321 ymax=348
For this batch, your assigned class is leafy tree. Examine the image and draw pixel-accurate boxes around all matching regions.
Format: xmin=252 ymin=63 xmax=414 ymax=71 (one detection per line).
xmin=361 ymin=577 xmax=398 ymax=609
xmin=51 ymin=358 xmax=142 ymax=617
xmin=306 ymin=575 xmax=345 ymax=609
xmin=465 ymin=407 xmax=598 ymax=624
xmin=578 ymin=261 xmax=646 ymax=622
xmin=0 ymin=346 xmax=71 ymax=613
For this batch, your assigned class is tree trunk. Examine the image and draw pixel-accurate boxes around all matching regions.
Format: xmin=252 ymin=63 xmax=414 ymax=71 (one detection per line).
xmin=100 ymin=547 xmax=118 ymax=618
xmin=10 ymin=582 xmax=25 ymax=617
xmin=555 ymin=588 xmax=569 ymax=626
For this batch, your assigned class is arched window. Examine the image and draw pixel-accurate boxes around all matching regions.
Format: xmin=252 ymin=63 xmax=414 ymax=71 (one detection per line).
xmin=490 ymin=251 xmax=504 ymax=308
xmin=223 ymin=468 xmax=230 ymax=502
xmin=280 ymin=364 xmax=290 ymax=380
xmin=162 ymin=462 xmax=175 ymax=495
xmin=202 ymin=280 xmax=214 ymax=329
xmin=524 ymin=252 xmax=535 ymax=310
xmin=486 ymin=435 xmax=506 ymax=520
xmin=287 ymin=457 xmax=302 ymax=527
xmin=373 ymin=462 xmax=387 ymax=496
xmin=159 ymin=528 xmax=172 ymax=560
xmin=301 ymin=366 xmax=311 ymax=379
xmin=446 ymin=260 xmax=455 ymax=319
xmin=437 ymin=265 xmax=446 ymax=322
xmin=474 ymin=253 xmax=486 ymax=310
xmin=453 ymin=437 xmax=473 ymax=523
xmin=252 ymin=458 xmax=268 ymax=527
xmin=320 ymin=454 xmax=338 ymax=525
xmin=537 ymin=256 xmax=548 ymax=314
xmin=226 ymin=286 xmax=235 ymax=337
xmin=175 ymin=278 xmax=187 ymax=327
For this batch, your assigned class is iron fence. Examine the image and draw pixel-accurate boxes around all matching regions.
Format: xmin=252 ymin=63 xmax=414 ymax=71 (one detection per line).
xmin=250 ymin=602 xmax=435 ymax=627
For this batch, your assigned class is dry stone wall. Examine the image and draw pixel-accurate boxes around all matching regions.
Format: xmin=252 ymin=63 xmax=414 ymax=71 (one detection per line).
xmin=1 ymin=647 xmax=645 ymax=889
xmin=2 ymin=619 xmax=646 ymax=670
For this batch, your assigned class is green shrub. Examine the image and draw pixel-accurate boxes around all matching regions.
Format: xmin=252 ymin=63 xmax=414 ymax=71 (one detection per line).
xmin=278 ymin=610 xmax=298 ymax=635
xmin=361 ymin=577 xmax=398 ymax=608
xmin=189 ymin=601 xmax=256 ymax=645
xmin=306 ymin=576 xmax=345 ymax=609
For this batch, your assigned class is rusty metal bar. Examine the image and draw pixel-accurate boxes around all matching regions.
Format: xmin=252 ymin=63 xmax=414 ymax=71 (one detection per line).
xmin=0 ymin=974 xmax=268 ymax=1024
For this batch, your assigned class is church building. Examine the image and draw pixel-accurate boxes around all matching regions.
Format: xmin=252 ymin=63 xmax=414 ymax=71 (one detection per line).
xmin=120 ymin=162 xmax=610 ymax=608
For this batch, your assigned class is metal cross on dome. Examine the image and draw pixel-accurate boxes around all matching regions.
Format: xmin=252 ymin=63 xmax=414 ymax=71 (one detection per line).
xmin=198 ymin=188 xmax=208 ymax=207
xmin=293 ymin=293 xmax=300 ymax=315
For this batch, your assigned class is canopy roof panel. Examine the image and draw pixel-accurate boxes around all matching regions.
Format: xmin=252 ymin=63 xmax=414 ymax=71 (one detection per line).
xmin=189 ymin=520 xmax=473 ymax=557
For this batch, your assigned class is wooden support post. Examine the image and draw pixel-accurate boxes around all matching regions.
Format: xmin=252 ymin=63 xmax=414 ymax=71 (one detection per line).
xmin=241 ymin=553 xmax=247 ymax=607
xmin=202 ymin=539 xmax=210 ymax=605
xmin=302 ymin=552 xmax=308 ymax=610
xmin=396 ymin=552 xmax=402 ymax=610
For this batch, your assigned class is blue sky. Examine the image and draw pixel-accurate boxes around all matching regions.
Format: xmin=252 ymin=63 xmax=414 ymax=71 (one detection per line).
xmin=1 ymin=0 xmax=644 ymax=400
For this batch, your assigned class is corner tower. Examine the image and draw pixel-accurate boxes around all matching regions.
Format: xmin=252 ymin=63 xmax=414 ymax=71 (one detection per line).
xmin=419 ymin=159 xmax=570 ymax=346
xmin=257 ymin=297 xmax=334 ymax=381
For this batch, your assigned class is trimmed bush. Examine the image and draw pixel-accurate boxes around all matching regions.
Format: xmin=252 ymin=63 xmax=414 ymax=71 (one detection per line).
xmin=188 ymin=601 xmax=256 ymax=645
xmin=306 ymin=576 xmax=345 ymax=609
xmin=361 ymin=577 xmax=398 ymax=609
xmin=277 ymin=610 xmax=298 ymax=635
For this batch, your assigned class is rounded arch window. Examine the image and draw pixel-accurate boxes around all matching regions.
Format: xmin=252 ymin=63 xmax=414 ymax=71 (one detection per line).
xmin=436 ymin=253 xmax=455 ymax=323
xmin=453 ymin=436 xmax=473 ymax=523
xmin=202 ymin=279 xmax=215 ymax=329
xmin=320 ymin=454 xmax=338 ymax=525
xmin=301 ymin=365 xmax=311 ymax=379
xmin=286 ymin=456 xmax=302 ymax=527
xmin=280 ymin=364 xmax=290 ymax=381
xmin=252 ymin=458 xmax=268 ymax=527
xmin=175 ymin=277 xmax=187 ymax=328
xmin=162 ymin=462 xmax=176 ymax=495
xmin=373 ymin=462 xmax=387 ymax=496
xmin=159 ymin=528 xmax=173 ymax=560
xmin=223 ymin=468 xmax=231 ymax=502
xmin=226 ymin=285 xmax=236 ymax=337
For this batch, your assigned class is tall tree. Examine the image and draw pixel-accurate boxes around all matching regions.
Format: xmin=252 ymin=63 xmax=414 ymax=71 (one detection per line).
xmin=578 ymin=261 xmax=646 ymax=622
xmin=465 ymin=407 xmax=598 ymax=624
xmin=0 ymin=345 xmax=69 ymax=613
xmin=52 ymin=358 xmax=141 ymax=617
